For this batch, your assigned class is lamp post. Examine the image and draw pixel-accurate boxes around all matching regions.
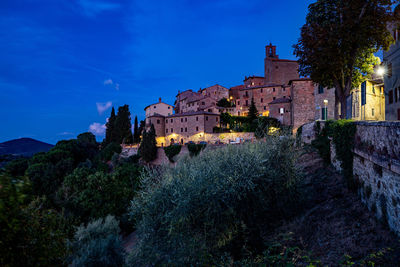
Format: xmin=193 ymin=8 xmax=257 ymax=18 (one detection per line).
xmin=323 ymin=99 xmax=328 ymax=120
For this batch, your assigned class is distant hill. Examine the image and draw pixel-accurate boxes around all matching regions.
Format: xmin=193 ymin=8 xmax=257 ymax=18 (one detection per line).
xmin=0 ymin=138 xmax=54 ymax=157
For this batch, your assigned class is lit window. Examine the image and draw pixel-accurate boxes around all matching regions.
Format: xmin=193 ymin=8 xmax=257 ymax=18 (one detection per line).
xmin=280 ymin=108 xmax=284 ymax=114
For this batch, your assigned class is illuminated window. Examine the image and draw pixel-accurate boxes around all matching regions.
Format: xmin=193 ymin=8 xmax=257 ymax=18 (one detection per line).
xmin=279 ymin=108 xmax=284 ymax=114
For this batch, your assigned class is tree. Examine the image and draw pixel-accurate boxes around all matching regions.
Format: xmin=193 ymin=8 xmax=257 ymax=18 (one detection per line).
xmin=248 ymin=97 xmax=259 ymax=121
xmin=68 ymin=216 xmax=125 ymax=267
xmin=138 ymin=124 xmax=157 ymax=162
xmin=133 ymin=115 xmax=140 ymax=144
xmin=115 ymin=105 xmax=133 ymax=144
xmin=105 ymin=107 xmax=116 ymax=145
xmin=294 ymin=0 xmax=395 ymax=118
xmin=216 ymin=97 xmax=233 ymax=108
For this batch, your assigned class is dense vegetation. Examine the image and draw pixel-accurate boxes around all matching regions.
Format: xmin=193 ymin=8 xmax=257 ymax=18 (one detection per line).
xmin=217 ymin=112 xmax=281 ymax=134
xmin=128 ymin=137 xmax=303 ymax=265
xmin=0 ymin=129 xmax=142 ymax=266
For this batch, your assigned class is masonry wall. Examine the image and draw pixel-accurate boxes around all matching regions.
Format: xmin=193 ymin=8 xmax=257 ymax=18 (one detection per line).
xmin=265 ymin=59 xmax=299 ymax=85
xmin=291 ymin=80 xmax=315 ymax=130
xmin=301 ymin=120 xmax=400 ymax=235
xmin=314 ymin=86 xmax=335 ymax=120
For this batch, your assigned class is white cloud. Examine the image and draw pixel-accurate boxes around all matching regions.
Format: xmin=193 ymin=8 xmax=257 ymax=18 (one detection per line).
xmin=96 ymin=101 xmax=112 ymax=115
xmin=104 ymin=78 xmax=113 ymax=85
xmin=58 ymin=132 xmax=74 ymax=136
xmin=89 ymin=122 xmax=106 ymax=136
xmin=77 ymin=0 xmax=121 ymax=17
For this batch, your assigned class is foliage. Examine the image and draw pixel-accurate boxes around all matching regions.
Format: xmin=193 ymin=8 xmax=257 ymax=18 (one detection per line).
xmin=217 ymin=97 xmax=234 ymax=108
xmin=68 ymin=215 xmax=124 ymax=267
xmin=115 ymin=105 xmax=133 ymax=144
xmin=254 ymin=117 xmax=281 ymax=138
xmin=220 ymin=112 xmax=233 ymax=127
xmin=187 ymin=143 xmax=207 ymax=157
xmin=4 ymin=157 xmax=29 ymax=177
xmin=247 ymin=97 xmax=259 ymax=121
xmin=294 ymin=0 xmax=395 ymax=117
xmin=138 ymin=124 xmax=158 ymax=162
xmin=58 ymin=163 xmax=141 ymax=222
xmin=163 ymin=144 xmax=182 ymax=162
xmin=213 ymin=126 xmax=231 ymax=133
xmin=311 ymin=120 xmax=356 ymax=189
xmin=133 ymin=115 xmax=140 ymax=144
xmin=105 ymin=107 xmax=117 ymax=145
xmin=0 ymin=174 xmax=70 ymax=266
xmin=98 ymin=142 xmax=122 ymax=162
xmin=128 ymin=137 xmax=303 ymax=265
xmin=340 ymin=248 xmax=394 ymax=266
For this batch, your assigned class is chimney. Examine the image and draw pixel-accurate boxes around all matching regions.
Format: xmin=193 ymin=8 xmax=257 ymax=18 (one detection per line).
xmin=159 ymin=97 xmax=162 ymax=103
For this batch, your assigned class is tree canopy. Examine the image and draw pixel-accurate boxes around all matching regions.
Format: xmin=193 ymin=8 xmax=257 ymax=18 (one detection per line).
xmin=248 ymin=97 xmax=259 ymax=121
xmin=294 ymin=0 xmax=396 ymax=117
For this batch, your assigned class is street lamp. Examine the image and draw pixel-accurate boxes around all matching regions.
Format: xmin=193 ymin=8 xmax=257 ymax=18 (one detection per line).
xmin=323 ymin=99 xmax=328 ymax=120
xmin=377 ymin=66 xmax=385 ymax=77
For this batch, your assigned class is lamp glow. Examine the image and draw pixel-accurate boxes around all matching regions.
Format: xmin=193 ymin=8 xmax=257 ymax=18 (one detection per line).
xmin=377 ymin=66 xmax=385 ymax=76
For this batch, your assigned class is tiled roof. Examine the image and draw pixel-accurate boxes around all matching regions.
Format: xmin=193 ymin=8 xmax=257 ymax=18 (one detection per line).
xmin=167 ymin=111 xmax=219 ymax=118
xmin=240 ymin=83 xmax=284 ymax=91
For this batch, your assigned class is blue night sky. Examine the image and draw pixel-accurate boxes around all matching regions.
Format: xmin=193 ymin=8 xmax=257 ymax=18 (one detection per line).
xmin=0 ymin=0 xmax=315 ymax=144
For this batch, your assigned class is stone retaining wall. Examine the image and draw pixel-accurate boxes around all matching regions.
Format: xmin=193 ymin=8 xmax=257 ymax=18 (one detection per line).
xmin=301 ymin=120 xmax=400 ymax=235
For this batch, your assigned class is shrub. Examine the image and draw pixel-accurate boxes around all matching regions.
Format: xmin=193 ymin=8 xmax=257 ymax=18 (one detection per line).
xmin=68 ymin=215 xmax=124 ymax=267
xmin=138 ymin=124 xmax=157 ymax=162
xmin=163 ymin=145 xmax=182 ymax=162
xmin=187 ymin=143 xmax=206 ymax=157
xmin=99 ymin=142 xmax=122 ymax=162
xmin=128 ymin=137 xmax=302 ymax=265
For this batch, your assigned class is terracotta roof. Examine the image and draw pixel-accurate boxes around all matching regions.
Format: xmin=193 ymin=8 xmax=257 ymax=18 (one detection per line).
xmin=288 ymin=78 xmax=312 ymax=85
xmin=148 ymin=113 xmax=166 ymax=118
xmin=240 ymin=83 xmax=284 ymax=91
xmin=269 ymin=97 xmax=291 ymax=104
xmin=167 ymin=111 xmax=219 ymax=118
xmin=244 ymin=75 xmax=264 ymax=81
xmin=230 ymin=85 xmax=245 ymax=90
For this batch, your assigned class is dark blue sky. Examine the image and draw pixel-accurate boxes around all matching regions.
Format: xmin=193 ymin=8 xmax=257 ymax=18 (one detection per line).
xmin=0 ymin=0 xmax=315 ymax=144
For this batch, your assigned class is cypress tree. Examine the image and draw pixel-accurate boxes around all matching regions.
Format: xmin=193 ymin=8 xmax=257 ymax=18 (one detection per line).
xmin=104 ymin=107 xmax=116 ymax=145
xmin=115 ymin=105 xmax=133 ymax=144
xmin=248 ymin=97 xmax=259 ymax=121
xmin=133 ymin=116 xmax=140 ymax=144
xmin=138 ymin=124 xmax=157 ymax=162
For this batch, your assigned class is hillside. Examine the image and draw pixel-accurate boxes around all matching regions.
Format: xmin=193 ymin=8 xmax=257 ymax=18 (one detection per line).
xmin=0 ymin=138 xmax=53 ymax=156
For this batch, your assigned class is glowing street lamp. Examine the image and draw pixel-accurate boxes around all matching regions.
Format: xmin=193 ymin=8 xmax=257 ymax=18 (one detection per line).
xmin=376 ymin=66 xmax=385 ymax=77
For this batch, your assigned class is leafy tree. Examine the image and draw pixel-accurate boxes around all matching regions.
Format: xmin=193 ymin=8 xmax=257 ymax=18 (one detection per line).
xmin=294 ymin=0 xmax=395 ymax=117
xmin=163 ymin=145 xmax=182 ymax=162
xmin=133 ymin=115 xmax=140 ymax=144
xmin=220 ymin=112 xmax=233 ymax=127
xmin=115 ymin=105 xmax=133 ymax=144
xmin=59 ymin=163 xmax=141 ymax=221
xmin=0 ymin=174 xmax=70 ymax=266
xmin=138 ymin=120 xmax=145 ymax=138
xmin=216 ymin=97 xmax=233 ymax=107
xmin=68 ymin=215 xmax=125 ymax=267
xmin=187 ymin=143 xmax=206 ymax=157
xmin=248 ymin=97 xmax=259 ymax=121
xmin=128 ymin=137 xmax=302 ymax=265
xmin=105 ymin=107 xmax=116 ymax=145
xmin=138 ymin=124 xmax=158 ymax=162
xmin=98 ymin=142 xmax=122 ymax=162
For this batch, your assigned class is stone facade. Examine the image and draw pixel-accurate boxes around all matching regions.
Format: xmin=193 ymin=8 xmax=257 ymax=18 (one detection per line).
xmin=300 ymin=120 xmax=400 ymax=235
xmin=269 ymin=98 xmax=291 ymax=125
xmin=314 ymin=85 xmax=336 ymax=120
xmin=264 ymin=44 xmax=299 ymax=85
xmin=290 ymin=79 xmax=316 ymax=130
xmin=144 ymin=98 xmax=173 ymax=118
xmin=347 ymin=79 xmax=385 ymax=121
xmin=383 ymin=21 xmax=400 ymax=121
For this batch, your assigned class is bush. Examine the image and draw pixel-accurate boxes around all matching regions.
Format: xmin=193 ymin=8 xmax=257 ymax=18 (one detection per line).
xmin=187 ymin=143 xmax=206 ymax=157
xmin=128 ymin=137 xmax=302 ymax=265
xmin=163 ymin=145 xmax=182 ymax=162
xmin=68 ymin=215 xmax=124 ymax=267
xmin=99 ymin=142 xmax=122 ymax=162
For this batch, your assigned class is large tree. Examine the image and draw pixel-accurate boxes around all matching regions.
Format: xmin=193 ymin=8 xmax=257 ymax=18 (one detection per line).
xmin=115 ymin=105 xmax=133 ymax=144
xmin=133 ymin=116 xmax=140 ymax=144
xmin=294 ymin=0 xmax=396 ymax=118
xmin=105 ymin=107 xmax=116 ymax=145
xmin=248 ymin=97 xmax=259 ymax=121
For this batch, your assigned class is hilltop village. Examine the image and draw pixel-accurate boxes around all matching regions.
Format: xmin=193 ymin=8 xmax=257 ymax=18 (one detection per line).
xmin=144 ymin=44 xmax=335 ymax=146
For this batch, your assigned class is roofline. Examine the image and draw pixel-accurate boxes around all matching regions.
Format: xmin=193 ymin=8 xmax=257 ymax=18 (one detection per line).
xmin=244 ymin=76 xmax=264 ymax=81
xmin=239 ymin=84 xmax=284 ymax=91
xmin=166 ymin=111 xmax=220 ymax=118
xmin=144 ymin=102 xmax=174 ymax=111
xmin=288 ymin=78 xmax=312 ymax=85
xmin=267 ymin=58 xmax=298 ymax=63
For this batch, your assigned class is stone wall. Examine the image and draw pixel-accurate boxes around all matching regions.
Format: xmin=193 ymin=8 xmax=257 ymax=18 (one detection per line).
xmin=301 ymin=120 xmax=400 ymax=235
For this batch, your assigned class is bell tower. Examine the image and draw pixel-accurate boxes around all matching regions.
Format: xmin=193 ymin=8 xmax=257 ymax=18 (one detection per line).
xmin=265 ymin=43 xmax=278 ymax=59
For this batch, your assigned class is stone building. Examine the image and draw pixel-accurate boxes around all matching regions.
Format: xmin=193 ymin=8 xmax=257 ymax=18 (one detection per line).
xmin=144 ymin=98 xmax=174 ymax=138
xmin=314 ymin=84 xmax=336 ymax=120
xmin=346 ymin=77 xmax=385 ymax=121
xmin=264 ymin=43 xmax=299 ymax=85
xmin=383 ymin=15 xmax=400 ymax=121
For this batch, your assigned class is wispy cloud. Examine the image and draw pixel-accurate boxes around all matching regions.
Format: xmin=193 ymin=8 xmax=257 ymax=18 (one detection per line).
xmin=77 ymin=0 xmax=122 ymax=17
xmin=58 ymin=131 xmax=74 ymax=136
xmin=89 ymin=122 xmax=106 ymax=136
xmin=96 ymin=101 xmax=112 ymax=115
xmin=104 ymin=78 xmax=113 ymax=85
